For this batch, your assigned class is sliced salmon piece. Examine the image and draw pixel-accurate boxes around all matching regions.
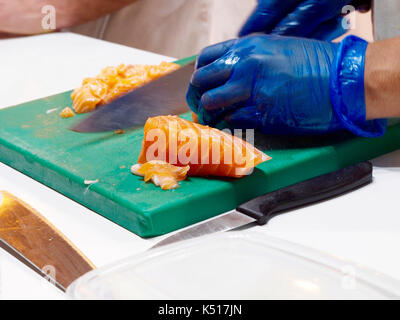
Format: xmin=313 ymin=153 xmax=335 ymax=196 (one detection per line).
xmin=59 ymin=107 xmax=75 ymax=118
xmin=71 ymin=62 xmax=180 ymax=114
xmin=138 ymin=116 xmax=271 ymax=178
xmin=131 ymin=160 xmax=190 ymax=190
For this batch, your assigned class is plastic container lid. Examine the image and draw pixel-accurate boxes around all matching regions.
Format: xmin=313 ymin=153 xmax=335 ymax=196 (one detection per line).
xmin=67 ymin=231 xmax=400 ymax=299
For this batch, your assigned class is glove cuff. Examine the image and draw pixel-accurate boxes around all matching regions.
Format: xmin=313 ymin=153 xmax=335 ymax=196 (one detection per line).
xmin=330 ymin=35 xmax=387 ymax=138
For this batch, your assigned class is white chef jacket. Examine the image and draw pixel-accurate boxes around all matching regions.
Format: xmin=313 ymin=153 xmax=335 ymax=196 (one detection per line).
xmin=70 ymin=0 xmax=256 ymax=59
xmin=373 ymin=0 xmax=400 ymax=40
xmin=70 ymin=0 xmax=400 ymax=58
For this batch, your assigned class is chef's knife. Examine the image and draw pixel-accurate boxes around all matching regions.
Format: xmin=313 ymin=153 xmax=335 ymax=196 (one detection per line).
xmin=0 ymin=191 xmax=95 ymax=291
xmin=151 ymin=162 xmax=373 ymax=249
xmin=71 ymin=61 xmax=195 ymax=133
xmin=0 ymin=163 xmax=372 ymax=292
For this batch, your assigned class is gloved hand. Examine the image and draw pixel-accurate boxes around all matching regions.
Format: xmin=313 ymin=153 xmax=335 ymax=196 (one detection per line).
xmin=239 ymin=0 xmax=370 ymax=41
xmin=187 ymin=34 xmax=386 ymax=137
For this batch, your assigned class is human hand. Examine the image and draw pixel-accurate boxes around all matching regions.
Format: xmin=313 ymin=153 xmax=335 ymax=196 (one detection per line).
xmin=239 ymin=0 xmax=369 ymax=41
xmin=187 ymin=34 xmax=385 ymax=137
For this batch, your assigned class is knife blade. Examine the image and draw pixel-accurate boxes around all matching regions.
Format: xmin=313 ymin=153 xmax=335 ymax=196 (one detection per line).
xmin=71 ymin=62 xmax=195 ymax=133
xmin=0 ymin=191 xmax=95 ymax=291
xmin=151 ymin=162 xmax=373 ymax=249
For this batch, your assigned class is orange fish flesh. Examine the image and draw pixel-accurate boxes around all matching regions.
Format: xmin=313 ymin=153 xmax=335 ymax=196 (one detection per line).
xmin=59 ymin=107 xmax=75 ymax=118
xmin=71 ymin=62 xmax=180 ymax=114
xmin=137 ymin=116 xmax=271 ymax=178
xmin=131 ymin=160 xmax=190 ymax=190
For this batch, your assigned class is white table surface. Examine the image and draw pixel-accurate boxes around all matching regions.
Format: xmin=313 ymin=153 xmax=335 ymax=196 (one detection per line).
xmin=0 ymin=32 xmax=400 ymax=300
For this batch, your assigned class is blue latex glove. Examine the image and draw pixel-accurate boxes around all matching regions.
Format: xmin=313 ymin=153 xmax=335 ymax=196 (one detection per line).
xmin=187 ymin=34 xmax=386 ymax=137
xmin=239 ymin=0 xmax=358 ymax=41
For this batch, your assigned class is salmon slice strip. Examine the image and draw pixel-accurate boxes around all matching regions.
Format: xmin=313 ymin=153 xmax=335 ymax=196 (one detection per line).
xmin=138 ymin=116 xmax=271 ymax=178
xmin=71 ymin=62 xmax=180 ymax=114
xmin=131 ymin=160 xmax=190 ymax=190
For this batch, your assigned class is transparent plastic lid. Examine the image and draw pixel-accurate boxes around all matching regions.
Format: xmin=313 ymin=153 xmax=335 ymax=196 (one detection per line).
xmin=67 ymin=231 xmax=400 ymax=300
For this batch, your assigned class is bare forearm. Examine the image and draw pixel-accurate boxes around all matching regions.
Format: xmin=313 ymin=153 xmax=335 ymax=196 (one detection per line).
xmin=0 ymin=0 xmax=136 ymax=34
xmin=365 ymin=36 xmax=400 ymax=120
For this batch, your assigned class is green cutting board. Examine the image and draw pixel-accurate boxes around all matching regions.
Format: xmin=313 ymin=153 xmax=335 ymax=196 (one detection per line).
xmin=1 ymin=60 xmax=400 ymax=237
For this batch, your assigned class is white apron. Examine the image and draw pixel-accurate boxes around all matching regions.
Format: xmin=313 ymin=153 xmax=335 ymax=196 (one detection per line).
xmin=70 ymin=0 xmax=256 ymax=58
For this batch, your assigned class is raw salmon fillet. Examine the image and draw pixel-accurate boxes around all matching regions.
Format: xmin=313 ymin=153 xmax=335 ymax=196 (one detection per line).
xmin=71 ymin=62 xmax=180 ymax=114
xmin=137 ymin=116 xmax=271 ymax=178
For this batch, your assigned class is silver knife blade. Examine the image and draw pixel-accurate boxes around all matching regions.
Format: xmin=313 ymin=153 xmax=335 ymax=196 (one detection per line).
xmin=0 ymin=238 xmax=67 ymax=291
xmin=150 ymin=210 xmax=255 ymax=250
xmin=0 ymin=191 xmax=95 ymax=291
xmin=71 ymin=62 xmax=195 ymax=133
xmin=151 ymin=162 xmax=373 ymax=250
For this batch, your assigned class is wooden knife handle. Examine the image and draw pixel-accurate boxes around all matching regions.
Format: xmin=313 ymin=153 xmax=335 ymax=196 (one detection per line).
xmin=0 ymin=191 xmax=95 ymax=291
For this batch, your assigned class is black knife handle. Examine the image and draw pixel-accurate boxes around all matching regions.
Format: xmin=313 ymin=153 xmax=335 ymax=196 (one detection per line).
xmin=237 ymin=162 xmax=372 ymax=225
